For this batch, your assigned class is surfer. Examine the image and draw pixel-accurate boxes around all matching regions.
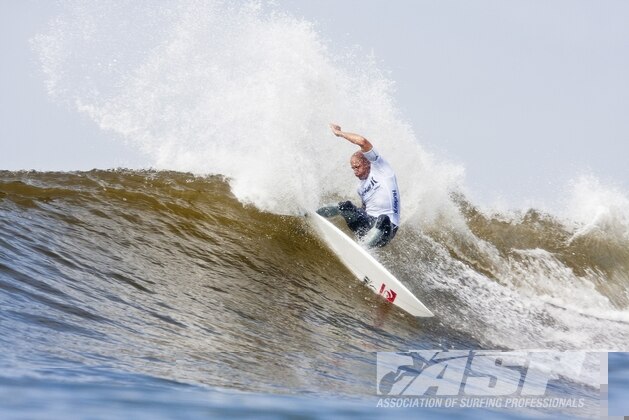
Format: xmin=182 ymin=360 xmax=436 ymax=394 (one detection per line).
xmin=317 ymin=124 xmax=400 ymax=248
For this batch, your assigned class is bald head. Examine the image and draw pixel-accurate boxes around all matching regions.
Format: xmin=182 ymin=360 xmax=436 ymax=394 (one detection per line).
xmin=350 ymin=152 xmax=371 ymax=180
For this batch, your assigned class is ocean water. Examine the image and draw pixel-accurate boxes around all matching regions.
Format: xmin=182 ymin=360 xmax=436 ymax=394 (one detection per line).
xmin=2 ymin=0 xmax=628 ymax=418
xmin=0 ymin=170 xmax=621 ymax=418
xmin=608 ymin=352 xmax=629 ymax=416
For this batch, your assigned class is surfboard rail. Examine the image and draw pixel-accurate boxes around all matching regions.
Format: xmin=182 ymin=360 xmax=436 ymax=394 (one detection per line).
xmin=308 ymin=211 xmax=434 ymax=317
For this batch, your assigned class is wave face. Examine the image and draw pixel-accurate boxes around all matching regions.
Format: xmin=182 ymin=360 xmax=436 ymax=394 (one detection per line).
xmin=0 ymin=170 xmax=474 ymax=395
xmin=1 ymin=171 xmax=627 ymax=358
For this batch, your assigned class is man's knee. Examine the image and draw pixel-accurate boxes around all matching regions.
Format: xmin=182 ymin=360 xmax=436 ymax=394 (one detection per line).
xmin=338 ymin=200 xmax=355 ymax=212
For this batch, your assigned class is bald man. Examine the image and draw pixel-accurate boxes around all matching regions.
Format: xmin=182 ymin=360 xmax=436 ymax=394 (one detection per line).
xmin=317 ymin=124 xmax=400 ymax=248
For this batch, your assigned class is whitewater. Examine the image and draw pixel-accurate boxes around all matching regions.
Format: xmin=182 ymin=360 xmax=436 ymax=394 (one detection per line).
xmin=1 ymin=0 xmax=628 ymax=418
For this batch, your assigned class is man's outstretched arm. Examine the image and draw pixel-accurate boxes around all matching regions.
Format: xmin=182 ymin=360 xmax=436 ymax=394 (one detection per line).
xmin=330 ymin=123 xmax=373 ymax=153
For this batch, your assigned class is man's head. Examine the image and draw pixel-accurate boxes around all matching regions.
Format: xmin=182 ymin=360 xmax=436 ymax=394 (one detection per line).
xmin=350 ymin=152 xmax=371 ymax=180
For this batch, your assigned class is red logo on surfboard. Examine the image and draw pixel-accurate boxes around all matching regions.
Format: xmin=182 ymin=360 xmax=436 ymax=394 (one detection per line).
xmin=378 ymin=283 xmax=397 ymax=303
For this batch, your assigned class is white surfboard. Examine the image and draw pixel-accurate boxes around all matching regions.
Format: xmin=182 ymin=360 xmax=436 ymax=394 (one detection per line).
xmin=308 ymin=212 xmax=434 ymax=317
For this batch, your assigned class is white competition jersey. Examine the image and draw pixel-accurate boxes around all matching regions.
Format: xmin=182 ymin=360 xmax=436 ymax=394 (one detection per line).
xmin=357 ymin=148 xmax=400 ymax=226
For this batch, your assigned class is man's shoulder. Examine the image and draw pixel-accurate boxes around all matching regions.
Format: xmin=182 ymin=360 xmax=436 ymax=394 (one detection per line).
xmin=370 ymin=154 xmax=395 ymax=176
